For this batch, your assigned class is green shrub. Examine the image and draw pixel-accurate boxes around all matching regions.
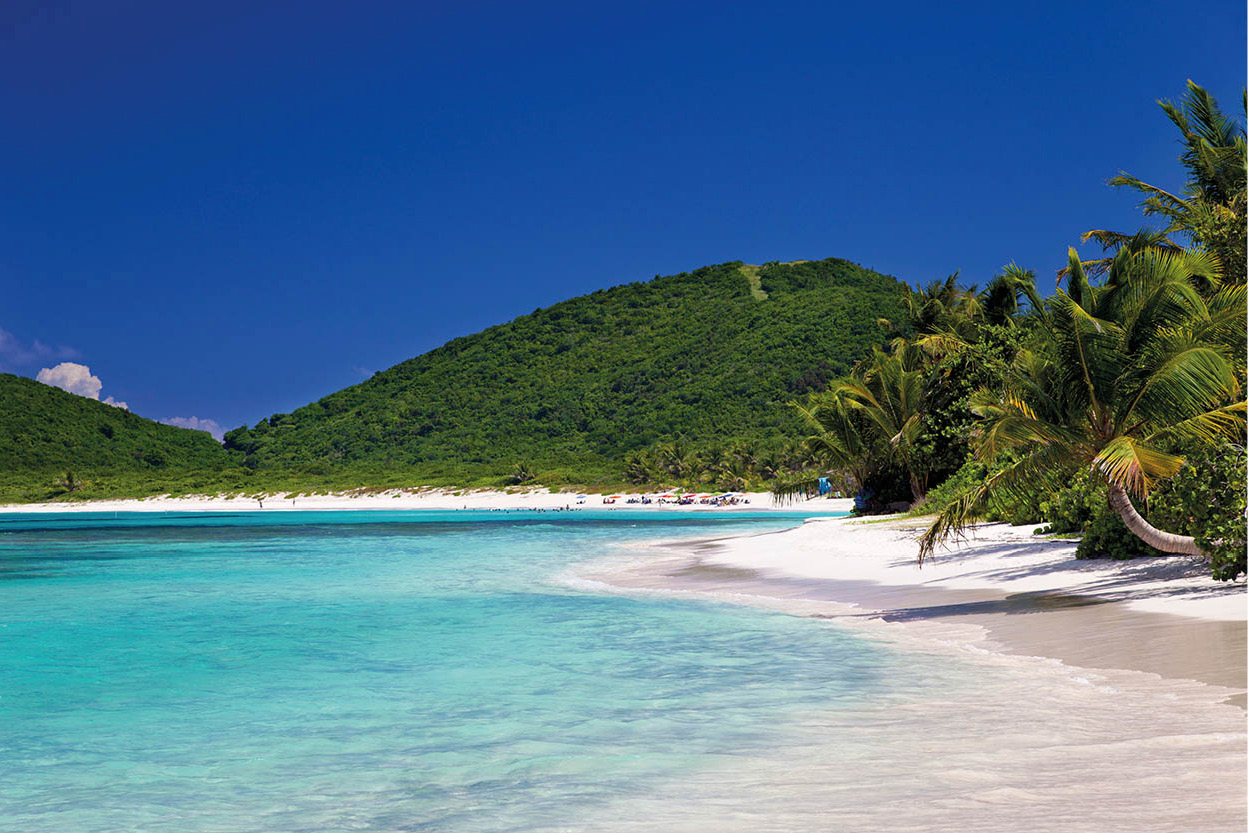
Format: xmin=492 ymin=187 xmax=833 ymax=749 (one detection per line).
xmin=1031 ymin=468 xmax=1162 ymax=561
xmin=910 ymin=457 xmax=987 ymax=516
xmin=1038 ymin=469 xmax=1102 ymax=535
xmin=985 ymin=491 xmax=1044 ymax=526
xmin=912 ymin=453 xmax=1058 ymax=526
xmin=1150 ymin=443 xmax=1247 ymax=581
xmin=1075 ymin=510 xmax=1161 ymax=560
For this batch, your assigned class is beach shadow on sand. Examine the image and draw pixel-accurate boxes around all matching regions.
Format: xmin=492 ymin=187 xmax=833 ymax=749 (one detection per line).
xmin=637 ymin=533 xmax=1248 ymax=707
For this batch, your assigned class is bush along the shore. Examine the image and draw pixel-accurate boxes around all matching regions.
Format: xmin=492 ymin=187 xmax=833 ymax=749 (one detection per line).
xmin=1037 ymin=470 xmax=1101 ymax=536
xmin=914 ymin=454 xmax=1047 ymax=527
xmin=1150 ymin=442 xmax=1247 ymax=580
xmin=1075 ymin=510 xmax=1163 ymax=561
xmin=1036 ymin=470 xmax=1158 ymax=561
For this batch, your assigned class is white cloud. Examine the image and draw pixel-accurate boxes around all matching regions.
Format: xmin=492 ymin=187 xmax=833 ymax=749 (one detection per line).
xmin=35 ymin=362 xmax=129 ymax=410
xmin=162 ymin=416 xmax=225 ymax=441
xmin=0 ymin=326 xmax=78 ymax=371
xmin=37 ymin=362 xmax=102 ymax=398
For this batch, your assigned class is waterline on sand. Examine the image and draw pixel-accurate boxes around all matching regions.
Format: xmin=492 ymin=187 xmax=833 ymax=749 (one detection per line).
xmin=572 ymin=523 xmax=1247 ymax=831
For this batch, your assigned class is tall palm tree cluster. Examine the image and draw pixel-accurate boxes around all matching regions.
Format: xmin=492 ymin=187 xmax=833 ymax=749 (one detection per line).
xmin=778 ymin=267 xmax=1038 ymax=510
xmin=782 ymin=81 xmax=1247 ymax=578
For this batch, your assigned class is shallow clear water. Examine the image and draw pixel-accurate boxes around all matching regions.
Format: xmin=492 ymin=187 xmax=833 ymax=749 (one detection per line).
xmin=0 ymin=510 xmax=893 ymax=832
xmin=3 ymin=510 xmax=1243 ymax=833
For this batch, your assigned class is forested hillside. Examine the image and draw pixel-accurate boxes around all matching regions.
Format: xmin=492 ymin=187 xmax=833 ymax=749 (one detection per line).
xmin=224 ymin=259 xmax=907 ymax=482
xmin=0 ymin=373 xmax=240 ymax=499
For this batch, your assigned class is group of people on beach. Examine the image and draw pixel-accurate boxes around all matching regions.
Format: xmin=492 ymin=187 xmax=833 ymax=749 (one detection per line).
xmin=478 ymin=506 xmax=578 ymax=513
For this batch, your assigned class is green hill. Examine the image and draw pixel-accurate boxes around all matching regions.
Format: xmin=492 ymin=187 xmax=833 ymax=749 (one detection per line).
xmin=0 ymin=373 xmax=240 ymax=501
xmin=224 ymin=258 xmax=906 ymax=483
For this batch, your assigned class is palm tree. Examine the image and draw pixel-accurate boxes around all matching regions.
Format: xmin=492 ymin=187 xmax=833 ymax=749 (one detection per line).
xmin=838 ymin=348 xmax=929 ymax=502
xmin=754 ymin=445 xmax=786 ymax=481
xmin=623 ymin=450 xmax=652 ymax=484
xmin=920 ymin=244 xmax=1246 ymax=561
xmin=726 ymin=439 xmax=758 ymax=476
xmin=1101 ymin=81 xmax=1246 ymax=284
xmin=882 ymin=268 xmax=1039 ymax=366
xmin=774 ymin=346 xmax=930 ymax=504
xmin=53 ymin=470 xmax=84 ymax=494
xmin=655 ymin=438 xmax=692 ymax=481
xmin=977 ymin=265 xmax=1043 ymax=327
xmin=715 ymin=458 xmax=751 ymax=492
xmin=1065 ymin=228 xmax=1183 ymax=280
xmin=506 ymin=461 xmax=536 ymax=485
xmin=772 ymin=390 xmax=875 ymax=502
xmin=880 ymin=272 xmax=977 ymax=339
xmin=694 ymin=441 xmax=727 ymax=483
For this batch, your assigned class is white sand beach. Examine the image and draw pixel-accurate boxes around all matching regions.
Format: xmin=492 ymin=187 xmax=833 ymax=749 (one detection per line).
xmin=699 ymin=513 xmax=1247 ymax=621
xmin=587 ymin=513 xmax=1246 ymax=691
xmin=0 ymin=488 xmax=837 ymax=514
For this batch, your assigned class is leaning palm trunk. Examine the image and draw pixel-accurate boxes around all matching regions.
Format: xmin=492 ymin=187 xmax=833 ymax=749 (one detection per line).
xmin=919 ymin=244 xmax=1245 ymax=565
xmin=1106 ymin=483 xmax=1204 ymax=556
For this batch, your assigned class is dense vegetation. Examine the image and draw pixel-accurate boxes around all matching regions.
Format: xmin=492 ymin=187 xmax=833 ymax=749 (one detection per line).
xmin=0 ymin=373 xmax=245 ymax=501
xmin=223 ymin=259 xmax=906 ymax=482
xmin=776 ymin=81 xmax=1246 ymax=579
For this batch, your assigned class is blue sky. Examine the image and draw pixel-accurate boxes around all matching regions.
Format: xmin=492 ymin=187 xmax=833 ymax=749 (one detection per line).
xmin=1 ymin=0 xmax=1244 ymax=437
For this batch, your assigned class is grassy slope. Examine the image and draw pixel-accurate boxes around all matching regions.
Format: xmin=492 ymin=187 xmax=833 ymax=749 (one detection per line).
xmin=224 ymin=258 xmax=905 ymax=483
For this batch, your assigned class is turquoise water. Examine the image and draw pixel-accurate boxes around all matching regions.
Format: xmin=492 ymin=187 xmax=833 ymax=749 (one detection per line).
xmin=0 ymin=510 xmax=903 ymax=831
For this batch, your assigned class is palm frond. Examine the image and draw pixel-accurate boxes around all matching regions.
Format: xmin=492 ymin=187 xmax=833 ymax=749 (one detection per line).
xmin=1048 ymin=291 xmax=1122 ymax=417
xmin=1117 ymin=343 xmax=1239 ymax=430
xmin=1145 ymin=402 xmax=1247 ymax=447
xmin=1108 ymin=172 xmax=1193 ymax=220
xmin=917 ymin=445 xmax=1075 ymax=563
xmin=1060 ymin=247 xmax=1094 ymax=307
xmin=916 ymin=483 xmax=987 ymax=565
xmin=1092 ymin=436 xmax=1183 ymax=496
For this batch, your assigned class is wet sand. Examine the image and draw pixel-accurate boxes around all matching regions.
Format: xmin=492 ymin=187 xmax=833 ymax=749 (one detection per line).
xmin=569 ymin=516 xmax=1248 ymax=830
xmin=615 ymin=541 xmax=1247 ymax=705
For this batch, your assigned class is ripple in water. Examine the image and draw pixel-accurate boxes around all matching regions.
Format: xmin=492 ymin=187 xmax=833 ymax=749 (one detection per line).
xmin=0 ymin=511 xmax=1241 ymax=832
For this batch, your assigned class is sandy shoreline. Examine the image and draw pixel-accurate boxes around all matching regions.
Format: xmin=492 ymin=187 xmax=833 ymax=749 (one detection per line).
xmin=10 ymin=488 xmax=1243 ymax=701
xmin=12 ymin=490 xmax=1242 ymax=690
xmin=585 ymin=514 xmax=1247 ymax=704
xmin=571 ymin=513 xmax=1248 ymax=831
xmin=0 ymin=488 xmax=849 ymax=514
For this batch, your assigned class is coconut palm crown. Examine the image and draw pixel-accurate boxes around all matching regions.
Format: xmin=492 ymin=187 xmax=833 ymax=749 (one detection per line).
xmin=1090 ymin=81 xmax=1247 ymax=284
xmin=919 ymin=243 xmax=1246 ymax=562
